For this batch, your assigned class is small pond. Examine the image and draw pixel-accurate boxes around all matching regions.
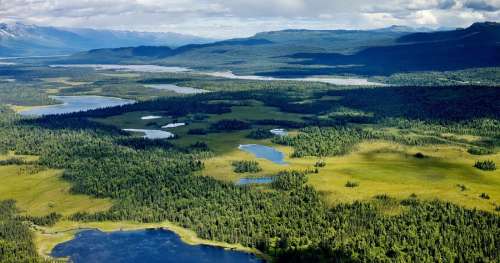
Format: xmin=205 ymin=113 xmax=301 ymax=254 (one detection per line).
xmin=237 ymin=177 xmax=274 ymax=185
xmin=238 ymin=144 xmax=286 ymax=165
xmin=145 ymin=84 xmax=209 ymax=94
xmin=51 ymin=229 xmax=262 ymax=263
xmin=123 ymin=129 xmax=175 ymax=139
xmin=270 ymin=129 xmax=287 ymax=136
xmin=19 ymin=96 xmax=135 ymax=116
xmin=162 ymin=123 xmax=186 ymax=128
xmin=141 ymin=115 xmax=162 ymax=120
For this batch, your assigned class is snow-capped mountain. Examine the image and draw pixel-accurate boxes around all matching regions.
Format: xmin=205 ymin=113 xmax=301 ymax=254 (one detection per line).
xmin=0 ymin=22 xmax=213 ymax=57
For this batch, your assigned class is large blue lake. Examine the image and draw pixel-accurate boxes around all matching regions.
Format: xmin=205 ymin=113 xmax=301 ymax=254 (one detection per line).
xmin=19 ymin=96 xmax=134 ymax=116
xmin=52 ymin=229 xmax=262 ymax=263
xmin=238 ymin=144 xmax=286 ymax=165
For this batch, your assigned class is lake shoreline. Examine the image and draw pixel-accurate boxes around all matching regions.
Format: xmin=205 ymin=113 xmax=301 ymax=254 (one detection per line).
xmin=35 ymin=220 xmax=270 ymax=262
xmin=17 ymin=95 xmax=135 ymax=116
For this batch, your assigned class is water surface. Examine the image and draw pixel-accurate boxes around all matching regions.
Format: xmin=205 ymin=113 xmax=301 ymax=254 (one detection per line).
xmin=204 ymin=71 xmax=383 ymax=86
xmin=237 ymin=177 xmax=274 ymax=185
xmin=145 ymin=84 xmax=209 ymax=94
xmin=19 ymin=96 xmax=134 ymax=116
xmin=162 ymin=123 xmax=186 ymax=128
xmin=238 ymin=144 xmax=286 ymax=165
xmin=123 ymin=129 xmax=175 ymax=139
xmin=50 ymin=64 xmax=190 ymax=73
xmin=49 ymin=64 xmax=382 ymax=85
xmin=51 ymin=229 xmax=262 ymax=263
xmin=270 ymin=129 xmax=288 ymax=136
xmin=141 ymin=115 xmax=162 ymax=120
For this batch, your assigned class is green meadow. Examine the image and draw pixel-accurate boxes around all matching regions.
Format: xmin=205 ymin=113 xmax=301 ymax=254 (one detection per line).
xmin=91 ymin=101 xmax=500 ymax=213
xmin=0 ymin=154 xmax=112 ymax=216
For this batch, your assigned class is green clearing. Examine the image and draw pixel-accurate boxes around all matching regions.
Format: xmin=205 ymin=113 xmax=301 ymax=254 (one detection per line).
xmin=94 ymin=103 xmax=500 ymax=213
xmin=194 ymin=134 xmax=500 ymax=213
xmin=309 ymin=141 xmax=500 ymax=212
xmin=91 ymin=98 xmax=500 ymax=213
xmin=94 ymin=101 xmax=305 ymax=128
xmin=94 ymin=102 xmax=306 ymax=155
xmin=0 ymin=154 xmax=112 ymax=216
xmin=41 ymin=77 xmax=91 ymax=86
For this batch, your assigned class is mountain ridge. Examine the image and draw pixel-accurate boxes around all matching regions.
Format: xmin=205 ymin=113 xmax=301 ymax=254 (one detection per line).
xmin=0 ymin=22 xmax=214 ymax=57
xmin=57 ymin=22 xmax=500 ymax=76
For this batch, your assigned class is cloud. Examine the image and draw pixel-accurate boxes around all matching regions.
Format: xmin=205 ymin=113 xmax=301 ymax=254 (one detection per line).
xmin=414 ymin=10 xmax=439 ymax=24
xmin=0 ymin=0 xmax=498 ymax=38
xmin=464 ymin=0 xmax=500 ymax=11
xmin=438 ymin=0 xmax=458 ymax=9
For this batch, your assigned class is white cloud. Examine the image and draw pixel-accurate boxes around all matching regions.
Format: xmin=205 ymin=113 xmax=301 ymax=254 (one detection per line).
xmin=414 ymin=10 xmax=439 ymax=25
xmin=0 ymin=0 xmax=498 ymax=38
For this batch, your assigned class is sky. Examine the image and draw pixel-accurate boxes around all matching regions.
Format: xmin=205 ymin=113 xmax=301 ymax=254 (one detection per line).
xmin=0 ymin=0 xmax=499 ymax=38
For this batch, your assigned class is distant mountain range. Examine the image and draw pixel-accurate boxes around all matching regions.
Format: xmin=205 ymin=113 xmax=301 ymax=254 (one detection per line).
xmin=285 ymin=22 xmax=500 ymax=75
xmin=0 ymin=22 xmax=214 ymax=57
xmin=62 ymin=25 xmax=423 ymax=71
xmin=61 ymin=22 xmax=499 ymax=76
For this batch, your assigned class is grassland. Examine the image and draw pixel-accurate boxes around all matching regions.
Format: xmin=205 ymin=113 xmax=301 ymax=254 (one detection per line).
xmin=94 ymin=101 xmax=306 ymax=153
xmin=169 ymin=123 xmax=499 ymax=213
xmin=90 ymin=99 xmax=500 ymax=213
xmin=42 ymin=77 xmax=91 ymax=86
xmin=94 ymin=101 xmax=305 ymax=127
xmin=309 ymin=141 xmax=500 ymax=211
xmin=0 ymin=154 xmax=112 ymax=216
xmin=200 ymin=139 xmax=500 ymax=212
xmin=8 ymin=104 xmax=43 ymax=112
